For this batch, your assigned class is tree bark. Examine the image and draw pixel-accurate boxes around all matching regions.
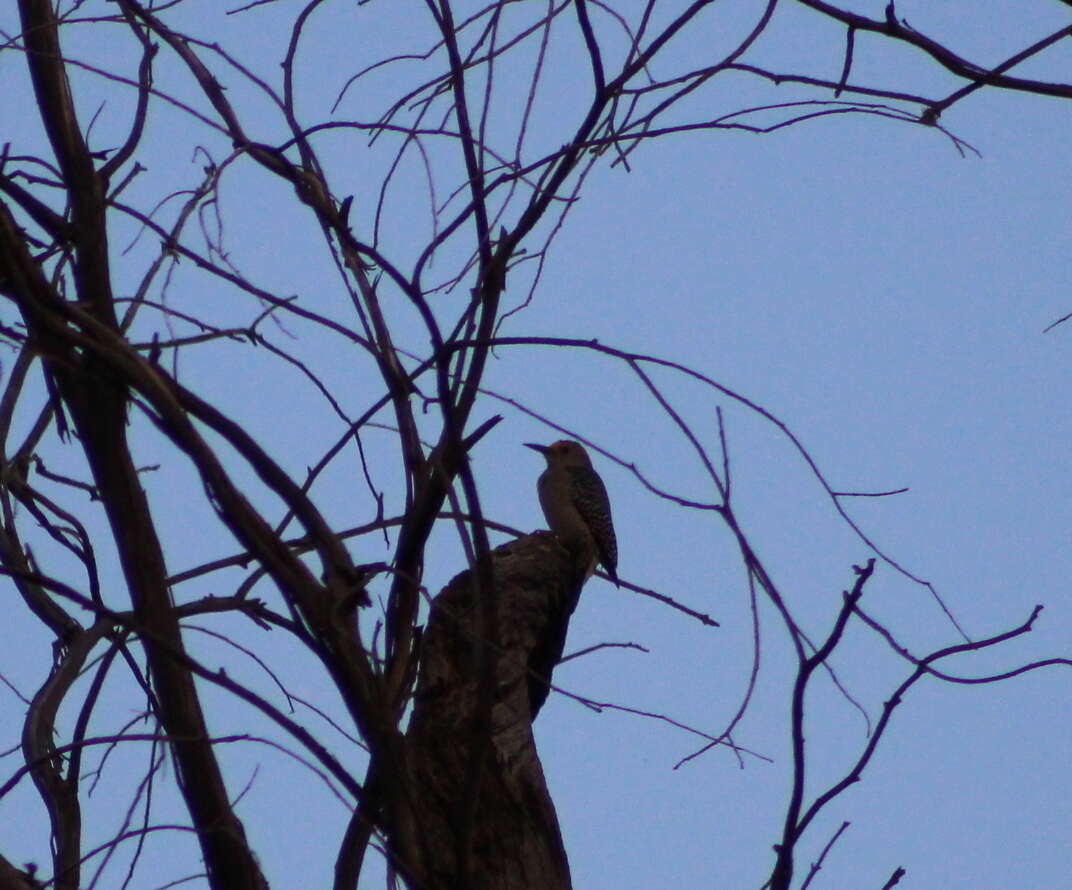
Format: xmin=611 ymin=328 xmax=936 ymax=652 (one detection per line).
xmin=405 ymin=531 xmax=584 ymax=890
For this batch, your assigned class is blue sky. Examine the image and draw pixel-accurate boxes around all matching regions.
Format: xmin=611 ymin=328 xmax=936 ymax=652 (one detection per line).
xmin=1 ymin=2 xmax=1070 ymax=888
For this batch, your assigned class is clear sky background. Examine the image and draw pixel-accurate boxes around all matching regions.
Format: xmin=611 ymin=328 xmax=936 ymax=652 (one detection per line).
xmin=1 ymin=2 xmax=1070 ymax=888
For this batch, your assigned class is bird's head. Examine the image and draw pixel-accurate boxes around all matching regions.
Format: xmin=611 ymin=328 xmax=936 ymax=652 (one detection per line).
xmin=524 ymin=439 xmax=593 ymax=468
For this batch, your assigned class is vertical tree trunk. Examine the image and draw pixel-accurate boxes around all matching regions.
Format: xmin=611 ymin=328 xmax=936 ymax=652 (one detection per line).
xmin=406 ymin=532 xmax=583 ymax=890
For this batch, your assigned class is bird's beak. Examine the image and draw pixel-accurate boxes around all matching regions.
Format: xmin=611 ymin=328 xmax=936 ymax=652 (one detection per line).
xmin=524 ymin=442 xmax=549 ymax=455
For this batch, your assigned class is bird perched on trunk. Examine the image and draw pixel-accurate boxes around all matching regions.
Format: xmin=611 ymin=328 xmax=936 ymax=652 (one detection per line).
xmin=525 ymin=440 xmax=619 ymax=586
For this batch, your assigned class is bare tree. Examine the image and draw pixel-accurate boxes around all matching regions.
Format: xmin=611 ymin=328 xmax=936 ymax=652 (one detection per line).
xmin=1 ymin=2 xmax=1069 ymax=889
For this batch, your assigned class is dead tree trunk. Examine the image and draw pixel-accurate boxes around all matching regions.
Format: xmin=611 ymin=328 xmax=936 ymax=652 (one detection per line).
xmin=405 ymin=531 xmax=585 ymax=890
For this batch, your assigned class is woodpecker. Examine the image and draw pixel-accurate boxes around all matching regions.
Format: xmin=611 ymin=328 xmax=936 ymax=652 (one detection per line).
xmin=525 ymin=440 xmax=619 ymax=586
